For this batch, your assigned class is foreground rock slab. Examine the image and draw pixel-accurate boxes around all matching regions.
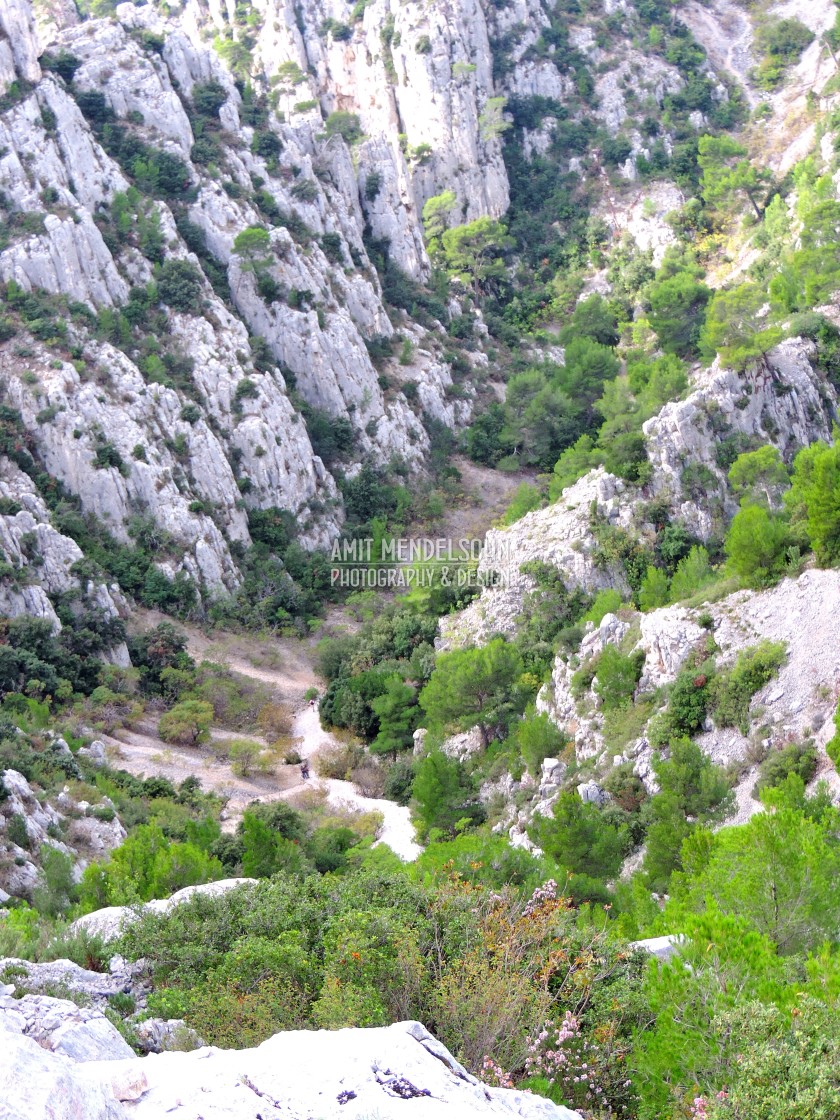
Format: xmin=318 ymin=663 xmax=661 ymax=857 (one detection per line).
xmin=92 ymin=1020 xmax=580 ymax=1120
xmin=1 ymin=992 xmax=583 ymax=1120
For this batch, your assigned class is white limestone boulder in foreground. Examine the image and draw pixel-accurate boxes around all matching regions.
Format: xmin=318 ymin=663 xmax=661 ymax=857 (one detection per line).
xmin=94 ymin=1020 xmax=580 ymax=1120
xmin=1 ymin=1003 xmax=582 ymax=1120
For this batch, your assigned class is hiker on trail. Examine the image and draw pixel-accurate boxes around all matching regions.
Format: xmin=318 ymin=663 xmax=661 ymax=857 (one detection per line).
xmin=300 ymin=759 xmax=310 ymax=780
xmin=309 ymin=698 xmax=316 ymax=708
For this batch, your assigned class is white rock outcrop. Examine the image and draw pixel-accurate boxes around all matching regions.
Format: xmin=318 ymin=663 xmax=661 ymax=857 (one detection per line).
xmin=0 ymin=768 xmax=127 ymax=899
xmin=1 ymin=1000 xmax=583 ymax=1120
xmin=69 ymin=877 xmax=259 ymax=942
xmin=443 ymin=337 xmax=837 ymax=651
xmin=538 ymin=567 xmax=840 ymax=817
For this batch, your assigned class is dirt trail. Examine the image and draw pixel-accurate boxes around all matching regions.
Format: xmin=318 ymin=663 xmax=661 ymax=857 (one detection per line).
xmin=101 ymin=723 xmax=300 ymax=830
xmin=106 ymin=622 xmax=422 ymax=857
xmin=289 ymin=706 xmax=422 ymax=860
xmin=114 ymin=461 xmax=524 ymax=854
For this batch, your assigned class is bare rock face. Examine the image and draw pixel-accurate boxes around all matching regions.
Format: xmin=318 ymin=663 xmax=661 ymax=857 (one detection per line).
xmin=0 ymin=0 xmax=499 ymax=607
xmin=231 ymin=0 xmax=510 ymax=280
xmin=440 ymin=469 xmax=634 ymax=648
xmin=0 ymin=0 xmax=41 ymax=90
xmin=0 ymin=460 xmax=128 ymax=638
xmin=0 ymin=997 xmax=583 ymax=1120
xmin=536 ymin=612 xmax=631 ymax=764
xmin=644 ymin=338 xmax=837 ymax=539
xmin=537 ymin=567 xmax=840 ymax=818
xmin=442 ymin=337 xmax=838 ymax=654
xmin=0 ymin=1029 xmax=127 ymax=1120
xmin=133 ymin=1017 xmax=204 ymax=1054
xmin=0 ymin=768 xmax=127 ymax=900
xmin=0 ymin=990 xmax=135 ymax=1062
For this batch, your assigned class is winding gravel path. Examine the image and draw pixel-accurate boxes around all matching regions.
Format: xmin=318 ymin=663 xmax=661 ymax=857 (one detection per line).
xmin=105 ymin=628 xmax=423 ymax=860
xmin=290 ymin=705 xmax=422 ymax=861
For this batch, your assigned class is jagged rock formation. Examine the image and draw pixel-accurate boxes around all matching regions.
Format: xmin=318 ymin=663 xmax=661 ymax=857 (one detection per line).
xmin=644 ymin=338 xmax=837 ymax=538
xmin=0 ymin=0 xmax=777 ymax=616
xmin=0 ymin=766 xmax=126 ymax=899
xmin=440 ymin=468 xmax=635 ymax=648
xmin=0 ymin=0 xmax=499 ymax=610
xmin=528 ymin=567 xmax=840 ymax=834
xmin=1 ymin=993 xmax=582 ymax=1120
xmin=441 ymin=337 xmax=838 ymax=649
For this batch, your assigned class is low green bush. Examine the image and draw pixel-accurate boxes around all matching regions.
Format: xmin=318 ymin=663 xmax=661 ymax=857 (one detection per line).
xmin=709 ymin=641 xmax=786 ymax=734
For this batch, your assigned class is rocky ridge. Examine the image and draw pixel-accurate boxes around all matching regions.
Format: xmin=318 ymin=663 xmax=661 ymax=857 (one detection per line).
xmin=0 ymin=763 xmax=126 ymax=900
xmin=441 ymin=337 xmax=837 ymax=648
xmin=0 ymin=0 xmax=490 ymax=609
xmin=0 ymin=0 xmax=765 ymax=617
xmin=492 ymin=567 xmax=840 ymax=852
xmin=1 ymin=991 xmax=583 ymax=1120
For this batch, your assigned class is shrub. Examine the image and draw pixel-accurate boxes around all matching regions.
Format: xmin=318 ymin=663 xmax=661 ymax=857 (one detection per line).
xmin=827 ymin=699 xmax=840 ymax=768
xmin=785 ymin=440 xmax=840 ymax=566
xmin=708 ymin=998 xmax=840 ymax=1119
xmin=594 ymin=646 xmax=645 ymax=711
xmin=324 ymin=111 xmax=363 ymax=144
xmin=648 ymin=665 xmax=711 ymax=747
xmin=251 ymin=130 xmax=282 ymax=160
xmin=530 ymin=791 xmax=627 ymax=882
xmin=7 ymin=812 xmax=29 ymax=849
xmin=583 ymin=589 xmax=623 ymax=626
xmin=412 ymin=749 xmax=481 ymax=836
xmin=228 ymin=739 xmax=268 ymax=777
xmin=669 ymin=545 xmax=715 ymax=602
xmin=383 ymin=755 xmax=415 ymax=804
xmin=40 ymin=50 xmax=82 ymax=82
xmin=500 ymin=483 xmax=542 ymax=526
xmin=158 ymin=700 xmax=214 ymax=745
xmin=158 ymin=261 xmax=204 ymax=314
xmin=753 ymin=739 xmax=817 ymax=797
xmin=709 ymin=641 xmax=786 ymax=733
xmin=643 ymin=738 xmax=733 ymax=888
xmin=79 ymin=824 xmax=222 ymax=910
xmin=234 ymin=377 xmax=260 ymax=405
xmin=93 ymin=443 xmax=126 ymax=473
xmin=364 ymin=171 xmax=383 ymax=201
xmin=639 ymin=565 xmax=670 ymax=611
xmin=192 ymin=81 xmax=228 ymax=117
xmin=512 ymin=710 xmax=568 ymax=776
xmin=33 ymin=846 xmax=77 ymax=916
xmin=725 ymin=504 xmax=789 ymax=586
xmin=753 ymin=18 xmax=814 ymax=90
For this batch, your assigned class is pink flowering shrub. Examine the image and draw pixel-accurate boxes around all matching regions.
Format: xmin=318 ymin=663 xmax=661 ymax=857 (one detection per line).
xmin=523 ymin=1011 xmax=637 ymax=1116
xmin=480 ymin=1055 xmax=515 ymax=1088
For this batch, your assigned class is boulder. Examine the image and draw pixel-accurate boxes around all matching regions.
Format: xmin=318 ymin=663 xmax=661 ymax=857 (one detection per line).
xmin=0 ymin=993 xmax=583 ymax=1120
xmin=1 ymin=991 xmax=134 ymax=1061
xmin=539 ymin=757 xmax=566 ymax=797
xmin=133 ymin=1017 xmax=204 ymax=1054
xmin=577 ymin=780 xmax=610 ymax=806
xmin=83 ymin=1019 xmax=582 ymax=1120
xmin=0 ymin=958 xmax=126 ymax=1000
xmin=0 ymin=1031 xmax=127 ymax=1120
xmin=69 ymin=878 xmax=259 ymax=942
xmin=78 ymin=741 xmax=107 ymax=767
xmin=630 ymin=934 xmax=685 ymax=962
